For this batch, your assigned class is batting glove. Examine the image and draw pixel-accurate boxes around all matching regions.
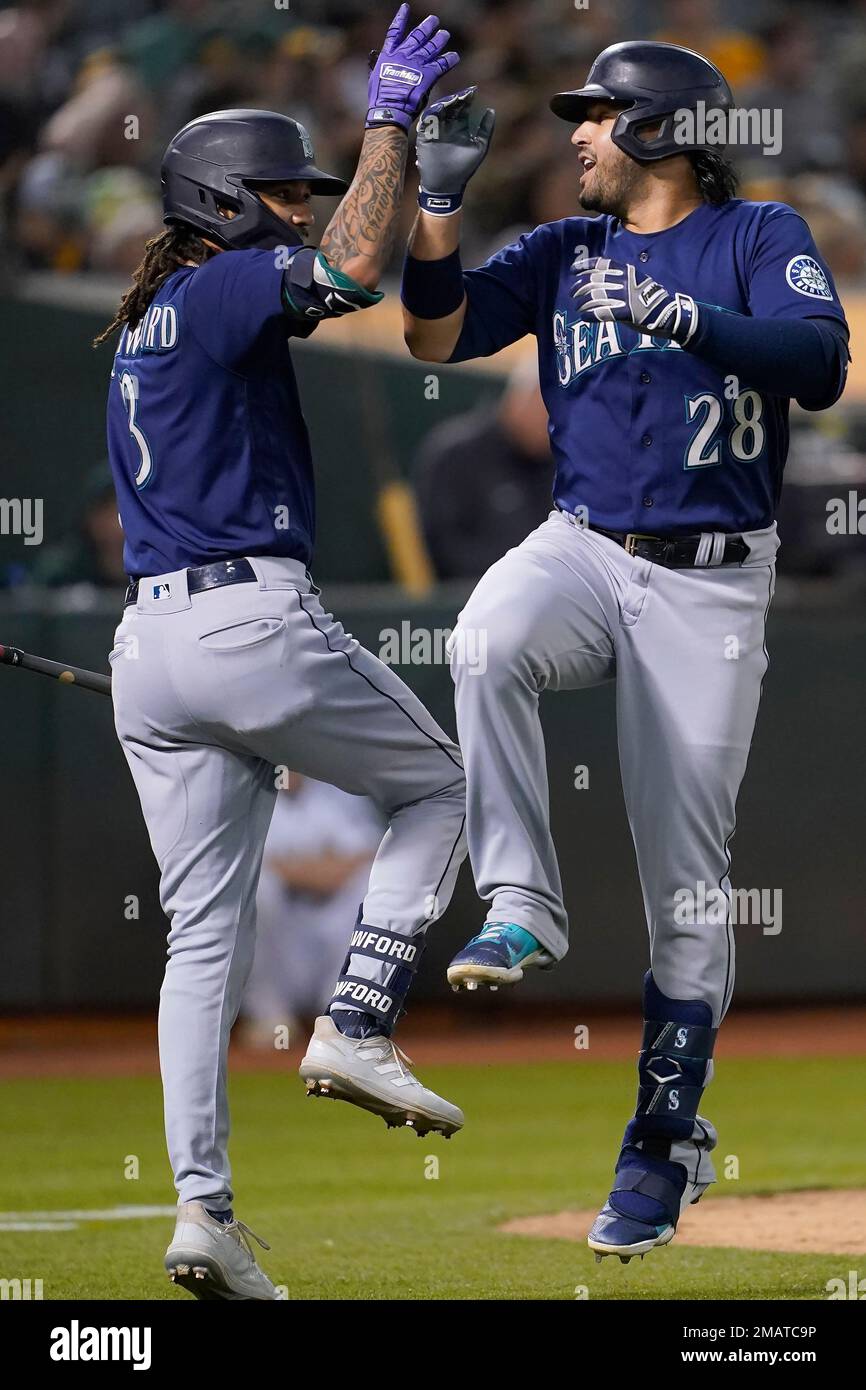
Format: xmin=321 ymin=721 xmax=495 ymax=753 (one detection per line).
xmin=366 ymin=5 xmax=460 ymax=132
xmin=416 ymin=87 xmax=496 ymax=216
xmin=570 ymin=255 xmax=699 ymax=346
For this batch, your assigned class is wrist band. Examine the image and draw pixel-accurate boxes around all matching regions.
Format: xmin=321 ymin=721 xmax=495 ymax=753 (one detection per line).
xmin=401 ymin=248 xmax=464 ymax=320
xmin=365 ymin=106 xmax=411 ymax=131
xmin=418 ymin=187 xmax=464 ymax=217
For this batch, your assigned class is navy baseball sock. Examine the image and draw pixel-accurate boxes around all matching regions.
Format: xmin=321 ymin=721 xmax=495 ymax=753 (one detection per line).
xmin=205 ymin=1207 xmax=234 ymax=1224
xmin=331 ymin=1008 xmax=383 ymax=1040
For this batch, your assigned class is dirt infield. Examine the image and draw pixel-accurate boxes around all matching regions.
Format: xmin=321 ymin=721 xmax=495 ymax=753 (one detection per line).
xmin=500 ymin=1189 xmax=866 ymax=1256
xmin=0 ymin=1004 xmax=864 ymax=1079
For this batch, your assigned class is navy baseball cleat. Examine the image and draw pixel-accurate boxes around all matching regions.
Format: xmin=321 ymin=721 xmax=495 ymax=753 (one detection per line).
xmin=587 ymin=1149 xmax=707 ymax=1263
xmin=446 ymin=922 xmax=554 ymax=991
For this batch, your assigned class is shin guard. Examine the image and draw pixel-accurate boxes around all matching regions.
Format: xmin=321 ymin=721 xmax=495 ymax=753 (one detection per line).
xmin=328 ymin=913 xmax=423 ymax=1036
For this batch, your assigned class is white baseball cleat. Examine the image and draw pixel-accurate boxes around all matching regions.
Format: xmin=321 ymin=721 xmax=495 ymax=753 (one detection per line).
xmin=165 ymin=1201 xmax=284 ymax=1300
xmin=299 ymin=1014 xmax=464 ymax=1138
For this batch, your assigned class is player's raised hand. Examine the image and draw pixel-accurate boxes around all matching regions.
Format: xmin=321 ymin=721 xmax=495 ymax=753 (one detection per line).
xmin=571 ymin=255 xmax=699 ymax=346
xmin=416 ymin=87 xmax=496 ymax=216
xmin=366 ymin=5 xmax=460 ymax=132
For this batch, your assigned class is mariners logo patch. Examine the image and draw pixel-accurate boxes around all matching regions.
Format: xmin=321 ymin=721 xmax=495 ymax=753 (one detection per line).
xmin=786 ymin=255 xmax=833 ymax=301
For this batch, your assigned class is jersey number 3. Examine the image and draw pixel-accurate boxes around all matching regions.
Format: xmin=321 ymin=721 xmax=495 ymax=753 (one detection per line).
xmin=119 ymin=371 xmax=154 ymax=489
xmin=684 ymin=389 xmax=765 ymax=468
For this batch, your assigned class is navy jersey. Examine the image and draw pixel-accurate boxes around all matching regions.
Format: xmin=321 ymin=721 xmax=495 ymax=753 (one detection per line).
xmin=106 ymin=249 xmax=317 ymax=578
xmin=451 ymin=200 xmax=848 ymax=535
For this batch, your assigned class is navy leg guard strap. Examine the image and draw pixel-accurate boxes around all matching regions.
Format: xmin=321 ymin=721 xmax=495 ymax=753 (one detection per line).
xmin=328 ymin=919 xmax=423 ymax=1033
xmin=608 ymin=1160 xmax=687 ymax=1228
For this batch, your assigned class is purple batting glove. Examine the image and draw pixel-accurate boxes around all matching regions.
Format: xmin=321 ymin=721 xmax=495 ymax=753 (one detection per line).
xmin=367 ymin=5 xmax=460 ymax=131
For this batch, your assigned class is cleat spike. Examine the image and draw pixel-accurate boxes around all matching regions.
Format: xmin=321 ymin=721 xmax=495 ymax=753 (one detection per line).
xmin=451 ymin=985 xmax=460 ymax=993
xmin=193 ymin=1267 xmax=207 ymax=1280
xmin=594 ymin=1253 xmax=603 ymax=1264
xmin=168 ymin=1271 xmax=177 ymax=1282
xmin=619 ymin=1255 xmax=631 ymax=1264
xmin=175 ymin=1264 xmax=190 ymax=1276
xmin=489 ymin=985 xmax=498 ymax=992
xmin=466 ymin=980 xmax=478 ymax=992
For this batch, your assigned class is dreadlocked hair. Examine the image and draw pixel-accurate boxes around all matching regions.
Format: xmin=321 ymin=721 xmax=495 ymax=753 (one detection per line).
xmin=93 ymin=224 xmax=214 ymax=346
xmin=689 ymin=149 xmax=739 ymax=206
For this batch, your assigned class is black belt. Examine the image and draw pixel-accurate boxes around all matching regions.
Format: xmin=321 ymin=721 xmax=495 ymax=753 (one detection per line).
xmin=583 ymin=521 xmax=749 ymax=568
xmin=124 ymin=558 xmax=257 ymax=607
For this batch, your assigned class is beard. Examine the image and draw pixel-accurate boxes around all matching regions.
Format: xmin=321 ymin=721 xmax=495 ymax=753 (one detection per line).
xmin=578 ymin=153 xmax=643 ymax=221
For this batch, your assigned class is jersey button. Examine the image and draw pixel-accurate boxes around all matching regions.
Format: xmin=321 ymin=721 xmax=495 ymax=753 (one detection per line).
xmin=642 ymin=496 xmax=654 ymax=507
xmin=640 ymin=370 xmax=651 ymax=383
xmin=641 ymin=433 xmax=653 ymax=446
xmin=639 ymin=250 xmax=650 ymax=262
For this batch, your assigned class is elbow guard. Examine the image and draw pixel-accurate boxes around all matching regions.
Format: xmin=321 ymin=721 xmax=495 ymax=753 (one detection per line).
xmin=281 ymin=248 xmax=384 ymax=323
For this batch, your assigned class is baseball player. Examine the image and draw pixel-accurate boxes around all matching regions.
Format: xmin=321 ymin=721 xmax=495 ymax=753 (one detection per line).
xmin=402 ymin=43 xmax=849 ymax=1262
xmin=98 ymin=8 xmax=468 ymax=1301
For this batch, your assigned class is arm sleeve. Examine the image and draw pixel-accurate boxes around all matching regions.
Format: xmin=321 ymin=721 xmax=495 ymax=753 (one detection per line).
xmin=686 ymin=311 xmax=850 ymax=411
xmin=184 ymin=248 xmax=317 ymax=371
xmin=448 ymin=227 xmax=548 ymax=363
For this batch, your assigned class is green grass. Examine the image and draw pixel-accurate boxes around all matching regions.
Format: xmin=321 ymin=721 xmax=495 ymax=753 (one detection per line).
xmin=0 ymin=1058 xmax=861 ymax=1300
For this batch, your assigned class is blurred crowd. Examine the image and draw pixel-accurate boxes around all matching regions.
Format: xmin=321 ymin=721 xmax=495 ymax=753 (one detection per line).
xmin=2 ymin=0 xmax=866 ymax=280
xmin=2 ymin=0 xmax=865 ymax=594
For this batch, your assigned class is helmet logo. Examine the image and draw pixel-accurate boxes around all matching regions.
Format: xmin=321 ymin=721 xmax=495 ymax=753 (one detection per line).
xmin=297 ymin=122 xmax=315 ymax=161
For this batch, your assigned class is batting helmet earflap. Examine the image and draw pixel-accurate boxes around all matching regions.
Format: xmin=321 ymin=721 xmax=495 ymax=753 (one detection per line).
xmin=550 ymin=41 xmax=733 ymax=162
xmin=160 ymin=109 xmax=349 ymax=251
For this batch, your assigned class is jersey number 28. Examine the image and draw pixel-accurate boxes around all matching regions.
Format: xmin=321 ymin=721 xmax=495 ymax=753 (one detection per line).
xmin=684 ymin=389 xmax=765 ymax=468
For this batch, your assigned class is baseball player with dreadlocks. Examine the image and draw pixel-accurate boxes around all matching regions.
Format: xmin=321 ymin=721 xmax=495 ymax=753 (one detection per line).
xmin=97 ymin=7 xmax=469 ymax=1300
xmin=402 ymin=42 xmax=849 ymax=1263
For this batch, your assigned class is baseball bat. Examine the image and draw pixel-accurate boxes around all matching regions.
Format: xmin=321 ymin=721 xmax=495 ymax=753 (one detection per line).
xmin=0 ymin=643 xmax=112 ymax=698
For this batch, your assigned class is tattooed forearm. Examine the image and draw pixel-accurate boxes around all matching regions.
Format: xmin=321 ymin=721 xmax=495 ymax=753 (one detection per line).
xmin=319 ymin=126 xmax=408 ymax=287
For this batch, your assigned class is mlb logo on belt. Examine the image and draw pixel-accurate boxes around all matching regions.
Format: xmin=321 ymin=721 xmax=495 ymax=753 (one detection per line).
xmin=152 ymin=582 xmax=171 ymax=600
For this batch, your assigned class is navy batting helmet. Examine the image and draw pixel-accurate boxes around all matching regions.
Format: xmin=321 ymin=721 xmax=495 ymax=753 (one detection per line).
xmin=550 ymin=41 xmax=733 ymax=162
xmin=161 ymin=109 xmax=349 ymax=252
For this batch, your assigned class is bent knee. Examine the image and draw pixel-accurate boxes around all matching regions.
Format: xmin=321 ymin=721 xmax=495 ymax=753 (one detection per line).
xmin=449 ymin=610 xmax=537 ymax=689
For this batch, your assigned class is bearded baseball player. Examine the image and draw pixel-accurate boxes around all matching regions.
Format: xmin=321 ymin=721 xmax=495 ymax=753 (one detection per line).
xmin=402 ymin=42 xmax=849 ymax=1263
xmin=97 ymin=7 xmax=469 ymax=1300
